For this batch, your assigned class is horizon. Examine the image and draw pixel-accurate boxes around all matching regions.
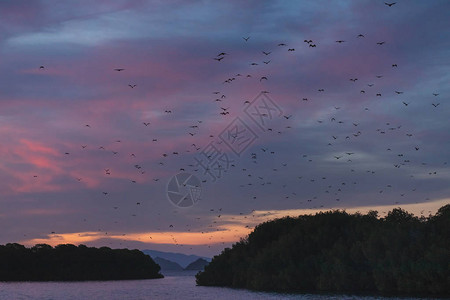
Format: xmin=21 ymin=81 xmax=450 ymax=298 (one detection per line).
xmin=2 ymin=200 xmax=447 ymax=257
xmin=0 ymin=0 xmax=449 ymax=258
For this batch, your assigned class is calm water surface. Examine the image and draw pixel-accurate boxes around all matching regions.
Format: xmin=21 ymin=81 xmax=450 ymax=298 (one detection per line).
xmin=0 ymin=271 xmax=439 ymax=300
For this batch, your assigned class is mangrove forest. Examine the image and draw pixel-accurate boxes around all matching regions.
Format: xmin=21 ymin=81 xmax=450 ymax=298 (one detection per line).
xmin=196 ymin=205 xmax=450 ymax=297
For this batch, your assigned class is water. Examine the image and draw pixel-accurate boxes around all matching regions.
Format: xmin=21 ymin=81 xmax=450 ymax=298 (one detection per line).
xmin=0 ymin=271 xmax=438 ymax=300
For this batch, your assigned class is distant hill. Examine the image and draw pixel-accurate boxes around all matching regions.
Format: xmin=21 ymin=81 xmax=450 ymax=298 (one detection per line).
xmin=142 ymin=249 xmax=211 ymax=268
xmin=184 ymin=258 xmax=209 ymax=271
xmin=153 ymin=257 xmax=183 ymax=271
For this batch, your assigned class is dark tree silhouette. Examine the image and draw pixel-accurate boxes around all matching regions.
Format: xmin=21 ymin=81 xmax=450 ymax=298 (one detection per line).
xmin=0 ymin=244 xmax=163 ymax=281
xmin=196 ymin=205 xmax=450 ymax=297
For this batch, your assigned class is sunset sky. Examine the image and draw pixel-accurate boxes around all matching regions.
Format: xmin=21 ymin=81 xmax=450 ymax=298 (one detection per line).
xmin=0 ymin=0 xmax=449 ymax=257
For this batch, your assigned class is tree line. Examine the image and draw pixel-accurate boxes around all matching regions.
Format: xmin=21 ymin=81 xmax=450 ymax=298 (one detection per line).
xmin=0 ymin=243 xmax=163 ymax=281
xmin=196 ymin=205 xmax=450 ymax=297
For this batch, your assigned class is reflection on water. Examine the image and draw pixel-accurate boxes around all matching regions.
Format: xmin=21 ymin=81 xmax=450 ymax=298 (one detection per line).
xmin=0 ymin=272 xmax=438 ymax=300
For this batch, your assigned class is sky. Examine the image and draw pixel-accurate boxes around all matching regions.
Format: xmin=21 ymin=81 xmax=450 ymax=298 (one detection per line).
xmin=0 ymin=0 xmax=449 ymax=257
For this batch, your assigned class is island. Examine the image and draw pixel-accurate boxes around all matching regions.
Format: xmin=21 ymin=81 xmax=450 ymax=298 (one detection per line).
xmin=153 ymin=257 xmax=209 ymax=272
xmin=185 ymin=258 xmax=209 ymax=271
xmin=153 ymin=256 xmax=184 ymax=271
xmin=0 ymin=244 xmax=163 ymax=281
xmin=196 ymin=205 xmax=450 ymax=297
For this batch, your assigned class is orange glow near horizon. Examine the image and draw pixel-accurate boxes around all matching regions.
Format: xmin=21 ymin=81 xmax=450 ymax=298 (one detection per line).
xmin=22 ymin=225 xmax=253 ymax=248
xmin=18 ymin=198 xmax=448 ymax=248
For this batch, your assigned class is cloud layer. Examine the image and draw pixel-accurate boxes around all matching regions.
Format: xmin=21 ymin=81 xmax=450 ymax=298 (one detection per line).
xmin=1 ymin=0 xmax=449 ymax=256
